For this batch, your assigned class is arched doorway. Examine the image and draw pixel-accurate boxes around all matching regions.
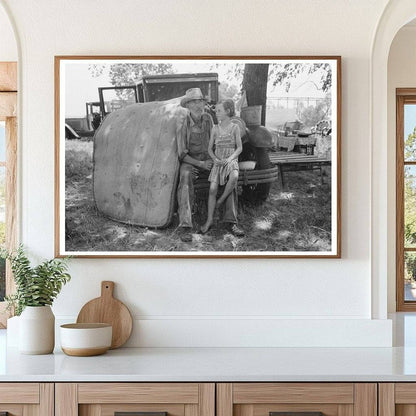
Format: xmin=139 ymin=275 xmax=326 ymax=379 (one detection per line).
xmin=371 ymin=0 xmax=416 ymax=319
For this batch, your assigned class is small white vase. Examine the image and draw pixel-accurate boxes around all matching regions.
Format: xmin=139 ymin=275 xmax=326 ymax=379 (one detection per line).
xmin=19 ymin=306 xmax=55 ymax=354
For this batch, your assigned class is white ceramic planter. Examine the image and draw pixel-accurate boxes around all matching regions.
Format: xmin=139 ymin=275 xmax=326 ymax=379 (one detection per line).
xmin=19 ymin=305 xmax=55 ymax=354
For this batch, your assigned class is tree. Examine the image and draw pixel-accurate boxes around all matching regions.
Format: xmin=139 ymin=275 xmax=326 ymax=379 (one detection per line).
xmin=240 ymin=64 xmax=272 ymax=203
xmin=218 ymin=81 xmax=239 ymax=101
xmin=403 ymin=128 xmax=416 ymax=282
xmin=211 ymin=62 xmax=332 ymax=94
xmin=89 ymin=63 xmax=174 ymax=99
xmin=296 ymin=93 xmax=331 ymax=127
xmin=405 ymin=253 xmax=416 ymax=281
xmin=405 ymin=128 xmax=416 ymax=248
xmin=405 ymin=126 xmax=416 ymax=161
xmin=219 ymin=62 xmax=332 ymax=126
xmin=242 ymin=64 xmax=269 ymax=125
xmin=405 ymin=167 xmax=416 ymax=243
xmin=269 ymin=63 xmax=332 ymax=93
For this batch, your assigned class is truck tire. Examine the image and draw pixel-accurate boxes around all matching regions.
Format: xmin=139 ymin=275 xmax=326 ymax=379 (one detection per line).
xmin=240 ymin=142 xmax=272 ymax=204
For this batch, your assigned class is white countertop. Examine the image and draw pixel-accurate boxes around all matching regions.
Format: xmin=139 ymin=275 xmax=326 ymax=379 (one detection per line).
xmin=2 ymin=328 xmax=416 ymax=382
xmin=3 ymin=313 xmax=416 ymax=382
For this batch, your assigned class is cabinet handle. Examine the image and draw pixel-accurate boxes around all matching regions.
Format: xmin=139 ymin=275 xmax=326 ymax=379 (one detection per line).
xmin=270 ymin=413 xmax=324 ymax=416
xmin=115 ymin=412 xmax=167 ymax=416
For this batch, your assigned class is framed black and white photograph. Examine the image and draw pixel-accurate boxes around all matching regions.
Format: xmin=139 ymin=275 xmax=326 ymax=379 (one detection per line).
xmin=55 ymin=56 xmax=341 ymax=258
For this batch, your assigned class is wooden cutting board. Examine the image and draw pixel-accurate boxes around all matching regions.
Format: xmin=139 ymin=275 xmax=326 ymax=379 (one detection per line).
xmin=76 ymin=281 xmax=133 ymax=349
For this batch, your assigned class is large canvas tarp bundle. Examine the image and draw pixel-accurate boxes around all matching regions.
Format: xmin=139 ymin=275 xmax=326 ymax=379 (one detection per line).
xmin=93 ymin=100 xmax=188 ymax=227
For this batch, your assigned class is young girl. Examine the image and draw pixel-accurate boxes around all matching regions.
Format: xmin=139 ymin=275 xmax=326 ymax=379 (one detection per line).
xmin=200 ymin=99 xmax=243 ymax=234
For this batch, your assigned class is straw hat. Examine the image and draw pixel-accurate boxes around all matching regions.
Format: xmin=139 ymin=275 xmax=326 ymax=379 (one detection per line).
xmin=180 ymin=88 xmax=206 ymax=107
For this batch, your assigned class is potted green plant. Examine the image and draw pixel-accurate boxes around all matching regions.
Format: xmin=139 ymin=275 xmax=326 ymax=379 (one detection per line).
xmin=2 ymin=245 xmax=71 ymax=354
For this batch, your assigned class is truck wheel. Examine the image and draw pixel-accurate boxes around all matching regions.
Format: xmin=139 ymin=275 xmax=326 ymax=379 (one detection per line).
xmin=240 ymin=143 xmax=272 ymax=204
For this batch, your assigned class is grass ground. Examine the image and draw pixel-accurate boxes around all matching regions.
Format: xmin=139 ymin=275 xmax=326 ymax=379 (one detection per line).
xmin=65 ymin=139 xmax=332 ymax=253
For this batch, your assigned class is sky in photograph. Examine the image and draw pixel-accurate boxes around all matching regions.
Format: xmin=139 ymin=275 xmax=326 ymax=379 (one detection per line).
xmin=64 ymin=61 xmax=330 ymax=118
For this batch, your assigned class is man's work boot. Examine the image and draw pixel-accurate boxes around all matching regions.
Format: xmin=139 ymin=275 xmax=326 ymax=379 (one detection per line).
xmin=227 ymin=224 xmax=245 ymax=237
xmin=177 ymin=227 xmax=193 ymax=242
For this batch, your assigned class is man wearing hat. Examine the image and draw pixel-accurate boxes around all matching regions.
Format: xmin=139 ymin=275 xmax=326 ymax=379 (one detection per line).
xmin=176 ymin=88 xmax=240 ymax=242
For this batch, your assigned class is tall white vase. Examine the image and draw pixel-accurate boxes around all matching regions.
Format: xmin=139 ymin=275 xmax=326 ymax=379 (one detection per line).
xmin=19 ymin=306 xmax=55 ymax=354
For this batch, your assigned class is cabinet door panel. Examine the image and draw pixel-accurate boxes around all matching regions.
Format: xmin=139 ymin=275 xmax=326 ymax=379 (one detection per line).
xmin=58 ymin=383 xmax=215 ymax=416
xmin=337 ymin=404 xmax=354 ymax=416
xmin=379 ymin=384 xmax=395 ymax=416
xmin=0 ymin=383 xmax=39 ymax=404
xmin=379 ymin=383 xmax=416 ymax=416
xmin=239 ymin=403 xmax=340 ymax=416
xmin=199 ymin=383 xmax=215 ymax=416
xmin=217 ymin=383 xmax=233 ymax=416
xmin=354 ymin=383 xmax=377 ymax=416
xmin=219 ymin=383 xmax=376 ymax=416
xmin=395 ymin=384 xmax=416 ymax=404
xmin=56 ymin=383 xmax=78 ymax=416
xmin=396 ymin=405 xmax=416 ymax=416
xmin=81 ymin=403 xmax=184 ymax=416
xmin=78 ymin=383 xmax=199 ymax=404
xmin=233 ymin=384 xmax=354 ymax=404
xmin=79 ymin=404 xmax=100 ymax=416
xmin=185 ymin=403 xmax=199 ymax=416
xmin=94 ymin=403 xmax=184 ymax=416
xmin=0 ymin=383 xmax=53 ymax=416
xmin=23 ymin=403 xmax=39 ymax=416
xmin=0 ymin=404 xmax=24 ymax=416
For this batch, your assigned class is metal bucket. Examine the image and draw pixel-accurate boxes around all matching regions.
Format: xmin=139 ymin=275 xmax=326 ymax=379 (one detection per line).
xmin=240 ymin=105 xmax=262 ymax=126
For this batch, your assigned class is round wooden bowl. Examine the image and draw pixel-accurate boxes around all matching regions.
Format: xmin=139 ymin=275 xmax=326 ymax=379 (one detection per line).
xmin=60 ymin=323 xmax=112 ymax=357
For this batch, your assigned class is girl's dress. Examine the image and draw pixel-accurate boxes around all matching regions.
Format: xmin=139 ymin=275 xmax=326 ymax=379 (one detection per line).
xmin=208 ymin=123 xmax=239 ymax=185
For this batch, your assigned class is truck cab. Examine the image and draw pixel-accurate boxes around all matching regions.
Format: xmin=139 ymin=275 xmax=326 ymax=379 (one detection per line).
xmin=136 ymin=73 xmax=218 ymax=104
xmin=97 ymin=73 xmax=219 ymax=119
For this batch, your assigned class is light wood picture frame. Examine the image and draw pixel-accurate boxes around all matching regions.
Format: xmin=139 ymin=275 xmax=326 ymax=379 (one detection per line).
xmin=55 ymin=56 xmax=341 ymax=258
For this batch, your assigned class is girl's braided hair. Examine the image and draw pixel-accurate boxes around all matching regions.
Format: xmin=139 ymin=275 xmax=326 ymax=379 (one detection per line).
xmin=219 ymin=99 xmax=235 ymax=117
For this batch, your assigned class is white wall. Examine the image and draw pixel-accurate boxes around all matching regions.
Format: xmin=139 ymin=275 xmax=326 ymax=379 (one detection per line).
xmin=0 ymin=3 xmax=17 ymax=61
xmin=0 ymin=0 xmax=393 ymax=346
xmin=387 ymin=25 xmax=416 ymax=312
